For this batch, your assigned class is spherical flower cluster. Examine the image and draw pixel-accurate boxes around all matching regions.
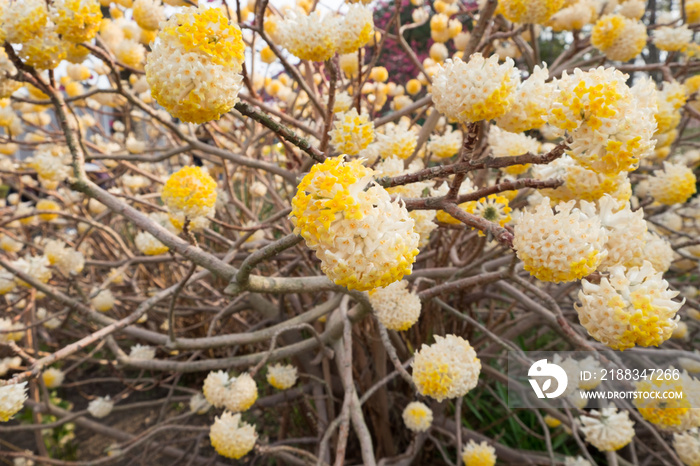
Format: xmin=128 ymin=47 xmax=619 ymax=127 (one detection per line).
xmin=266 ymin=364 xmax=298 ymax=390
xmin=656 ymin=80 xmax=687 ymax=136
xmin=429 ymin=13 xmax=462 ymax=43
xmin=534 ymin=156 xmax=632 ymax=204
xmin=634 ymin=370 xmax=700 ymax=432
xmin=277 ymin=10 xmax=337 ymax=62
xmin=42 ymin=368 xmax=65 ymax=388
xmin=582 ymin=195 xmax=647 ymax=269
xmin=432 ymin=54 xmax=519 ymax=123
xmin=591 ymin=15 xmax=647 ymax=62
xmin=88 ymin=396 xmax=114 ymax=418
xmin=462 ymin=440 xmax=496 ymax=466
xmin=549 ymin=1 xmax=594 ymax=31
xmin=674 ymin=428 xmax=700 ymax=466
xmin=579 ymin=407 xmax=635 ymax=451
xmin=162 ymin=166 xmax=217 ymax=223
xmin=488 ymin=126 xmax=540 ymax=174
xmin=209 ymin=411 xmax=257 ymax=459
xmin=689 ymin=0 xmax=700 ymax=24
xmin=369 ymin=280 xmax=421 ymax=331
xmin=202 ymin=371 xmax=258 ymax=412
xmin=3 ymin=0 xmax=49 ymax=44
xmin=13 ymin=255 xmax=52 ymax=288
xmin=499 ymin=0 xmax=564 ymax=25
xmin=373 ymin=119 xmax=417 ymax=160
xmin=36 ymin=199 xmax=61 ymax=222
xmin=0 ymin=235 xmax=22 ymax=254
xmin=0 ymin=318 xmax=22 ymax=343
xmin=135 ymin=231 xmax=169 ymax=255
xmin=653 ymin=25 xmax=693 ymax=52
xmin=132 ymin=0 xmax=165 ymax=31
xmin=19 ymin=27 xmax=67 ymax=70
xmin=328 ymin=109 xmax=375 ymax=155
xmin=290 ymin=157 xmax=420 ymax=291
xmin=411 ymin=334 xmax=481 ymax=401
xmin=0 ymin=383 xmax=28 ymax=422
xmin=513 ymin=198 xmax=608 ymax=283
xmin=51 ymin=0 xmax=102 ymax=43
xmin=146 ymin=6 xmax=245 ymax=123
xmin=642 ymin=231 xmax=674 ymax=273
xmin=646 ymin=162 xmax=697 ymax=205
xmin=402 ymin=401 xmax=433 ymax=432
xmin=619 ymin=0 xmax=646 ymax=20
xmin=428 ymin=126 xmax=462 ymax=159
xmin=576 ymin=261 xmax=683 ymax=350
xmin=91 ymin=289 xmax=115 ymax=312
xmin=495 ymin=65 xmax=554 ymax=132
xmin=129 ymin=344 xmax=156 ymax=360
xmin=0 ymin=357 xmax=20 ymax=377
xmin=550 ymin=68 xmax=657 ymax=175
xmin=335 ymin=5 xmax=374 ymax=55
xmin=45 ymin=240 xmax=85 ymax=276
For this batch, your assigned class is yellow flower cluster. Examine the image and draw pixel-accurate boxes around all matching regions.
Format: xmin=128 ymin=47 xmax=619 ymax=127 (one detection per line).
xmin=163 ymin=7 xmax=245 ymax=68
xmin=0 ymin=383 xmax=28 ymax=422
xmin=579 ymin=407 xmax=635 ymax=451
xmin=634 ymin=370 xmax=700 ymax=432
xmin=402 ymin=401 xmax=433 ymax=432
xmin=266 ymin=364 xmax=298 ymax=390
xmin=514 ymin=198 xmax=608 ymax=283
xmin=462 ymin=440 xmax=496 ymax=466
xmin=290 ymin=157 xmax=420 ymax=291
xmin=500 ymin=0 xmax=565 ymax=25
xmin=146 ymin=6 xmax=246 ymax=123
xmin=646 ymin=162 xmax=697 ymax=205
xmin=591 ymin=14 xmax=647 ymax=62
xmin=411 ymin=334 xmax=481 ymax=401
xmin=52 ymin=0 xmax=102 ymax=43
xmin=162 ymin=166 xmax=218 ymax=223
xmin=576 ymin=261 xmax=683 ymax=350
xmin=328 ymin=109 xmax=375 ymax=155
xmin=432 ymin=54 xmax=519 ymax=123
xmin=550 ymin=68 xmax=656 ymax=175
xmin=209 ymin=412 xmax=257 ymax=459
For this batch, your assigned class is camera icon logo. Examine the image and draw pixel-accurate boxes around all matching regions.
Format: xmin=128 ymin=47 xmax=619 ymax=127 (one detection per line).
xmin=528 ymin=359 xmax=568 ymax=399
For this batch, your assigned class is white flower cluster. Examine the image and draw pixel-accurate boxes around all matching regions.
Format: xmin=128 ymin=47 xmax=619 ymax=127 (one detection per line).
xmin=432 ymin=54 xmax=519 ymax=124
xmin=368 ymin=280 xmax=422 ymax=331
xmin=202 ymin=371 xmax=258 ymax=412
xmin=513 ymin=198 xmax=608 ymax=283
xmin=411 ymin=334 xmax=481 ymax=401
xmin=674 ymin=428 xmax=700 ymax=466
xmin=266 ymin=364 xmax=298 ymax=390
xmin=0 ymin=382 xmax=28 ymax=422
xmin=402 ymin=401 xmax=433 ymax=432
xmin=579 ymin=407 xmax=635 ymax=451
xmin=129 ymin=344 xmax=156 ymax=360
xmin=209 ymin=411 xmax=257 ymax=459
xmin=576 ymin=261 xmax=683 ymax=350
xmin=496 ymin=65 xmax=554 ymax=132
xmin=88 ymin=396 xmax=114 ymax=418
xmin=582 ymin=195 xmax=647 ymax=269
xmin=290 ymin=157 xmax=420 ymax=291
xmin=549 ymin=68 xmax=657 ymax=175
xmin=44 ymin=239 xmax=85 ymax=276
